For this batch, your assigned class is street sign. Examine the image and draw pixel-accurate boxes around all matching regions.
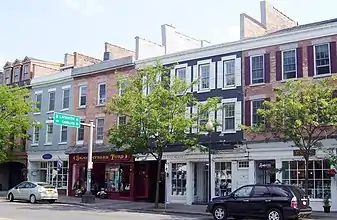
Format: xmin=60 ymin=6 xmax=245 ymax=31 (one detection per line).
xmin=53 ymin=112 xmax=81 ymax=128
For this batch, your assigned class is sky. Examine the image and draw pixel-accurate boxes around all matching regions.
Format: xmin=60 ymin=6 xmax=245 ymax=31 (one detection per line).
xmin=1 ymin=0 xmax=337 ymax=69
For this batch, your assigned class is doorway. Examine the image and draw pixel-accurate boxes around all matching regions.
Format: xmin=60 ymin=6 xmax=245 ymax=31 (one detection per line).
xmin=255 ymin=160 xmax=276 ymax=184
xmin=192 ymin=162 xmax=209 ymax=204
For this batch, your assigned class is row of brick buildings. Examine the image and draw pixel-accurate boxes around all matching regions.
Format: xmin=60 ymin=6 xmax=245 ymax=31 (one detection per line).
xmin=0 ymin=0 xmax=337 ymax=211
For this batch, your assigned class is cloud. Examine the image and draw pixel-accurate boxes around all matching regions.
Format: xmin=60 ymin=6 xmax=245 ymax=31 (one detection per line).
xmin=60 ymin=0 xmax=105 ymax=16
xmin=209 ymin=25 xmax=240 ymax=44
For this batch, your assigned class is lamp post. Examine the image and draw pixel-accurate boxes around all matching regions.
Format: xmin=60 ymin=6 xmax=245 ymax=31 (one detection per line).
xmin=205 ymin=119 xmax=214 ymax=202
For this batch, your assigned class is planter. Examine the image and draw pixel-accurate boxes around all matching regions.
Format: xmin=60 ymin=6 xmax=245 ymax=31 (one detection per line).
xmin=323 ymin=206 xmax=331 ymax=213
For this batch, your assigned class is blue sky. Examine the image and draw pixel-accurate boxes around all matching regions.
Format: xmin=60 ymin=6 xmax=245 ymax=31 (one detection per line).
xmin=1 ymin=0 xmax=336 ymax=68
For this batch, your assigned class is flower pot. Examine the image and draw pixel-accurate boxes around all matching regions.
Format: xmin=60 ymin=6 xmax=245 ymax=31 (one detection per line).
xmin=323 ymin=206 xmax=331 ymax=213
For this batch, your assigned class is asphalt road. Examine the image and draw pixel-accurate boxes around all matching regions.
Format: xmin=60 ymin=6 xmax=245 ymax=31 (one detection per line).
xmin=0 ymin=200 xmax=211 ymax=220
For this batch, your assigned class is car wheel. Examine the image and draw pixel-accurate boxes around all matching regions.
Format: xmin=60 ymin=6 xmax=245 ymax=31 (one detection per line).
xmin=213 ymin=205 xmax=227 ymax=220
xmin=48 ymin=200 xmax=56 ymax=204
xmin=29 ymin=195 xmax=37 ymax=204
xmin=8 ymin=193 xmax=14 ymax=202
xmin=267 ymin=209 xmax=282 ymax=220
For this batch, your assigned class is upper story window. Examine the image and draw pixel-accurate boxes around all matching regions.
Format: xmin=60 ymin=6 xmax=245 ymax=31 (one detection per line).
xmin=79 ymin=85 xmax=87 ymax=108
xmin=119 ymin=82 xmax=126 ymax=96
xmin=45 ymin=123 xmax=53 ymax=144
xmin=60 ymin=126 xmax=68 ymax=143
xmin=176 ymin=68 xmax=186 ymax=81
xmin=96 ymin=118 xmax=104 ymax=141
xmin=23 ymin=65 xmax=29 ymax=80
xmin=251 ymin=55 xmax=264 ymax=84
xmin=223 ymin=102 xmax=235 ymax=131
xmin=62 ymin=88 xmax=70 ymax=110
xmin=224 ymin=60 xmax=235 ymax=87
xmin=97 ymin=83 xmax=106 ymax=105
xmin=32 ymin=126 xmax=40 ymax=145
xmin=5 ymin=69 xmax=11 ymax=84
xmin=314 ymin=44 xmax=330 ymax=75
xmin=118 ymin=115 xmax=127 ymax=125
xmin=252 ymin=99 xmax=264 ymax=126
xmin=282 ymin=50 xmax=297 ymax=79
xmin=199 ymin=64 xmax=210 ymax=90
xmin=13 ymin=67 xmax=20 ymax=82
xmin=198 ymin=110 xmax=209 ymax=130
xmin=48 ymin=91 xmax=55 ymax=112
xmin=77 ymin=119 xmax=85 ymax=143
xmin=35 ymin=93 xmax=42 ymax=113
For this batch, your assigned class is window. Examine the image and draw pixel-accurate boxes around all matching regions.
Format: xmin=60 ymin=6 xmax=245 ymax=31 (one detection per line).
xmin=314 ymin=44 xmax=330 ymax=75
xmin=118 ymin=116 xmax=127 ymax=125
xmin=35 ymin=93 xmax=42 ymax=112
xmin=198 ymin=110 xmax=209 ymax=130
xmin=77 ymin=120 xmax=85 ymax=142
xmin=5 ymin=70 xmax=11 ymax=84
xmin=43 ymin=161 xmax=68 ymax=188
xmin=45 ymin=123 xmax=53 ymax=144
xmin=238 ymin=161 xmax=249 ymax=168
xmin=269 ymin=186 xmax=289 ymax=197
xmin=215 ymin=162 xmax=232 ymax=197
xmin=104 ymin=163 xmax=131 ymax=194
xmin=32 ymin=126 xmax=40 ymax=145
xmin=282 ymin=160 xmax=331 ymax=199
xmin=199 ymin=64 xmax=210 ymax=90
xmin=252 ymin=186 xmax=270 ymax=197
xmin=251 ymin=55 xmax=264 ymax=84
xmin=171 ymin=163 xmax=187 ymax=196
xmin=96 ymin=118 xmax=104 ymax=141
xmin=252 ymin=100 xmax=264 ymax=125
xmin=119 ymin=82 xmax=126 ymax=96
xmin=48 ymin=91 xmax=55 ymax=111
xmin=282 ymin=50 xmax=297 ymax=79
xmin=223 ymin=103 xmax=235 ymax=131
xmin=79 ymin=85 xmax=87 ymax=107
xmin=23 ymin=65 xmax=29 ymax=80
xmin=224 ymin=60 xmax=235 ymax=86
xmin=13 ymin=68 xmax=20 ymax=82
xmin=233 ymin=186 xmax=253 ymax=198
xmin=62 ymin=89 xmax=70 ymax=110
xmin=60 ymin=126 xmax=67 ymax=143
xmin=176 ymin=68 xmax=186 ymax=81
xmin=97 ymin=83 xmax=106 ymax=105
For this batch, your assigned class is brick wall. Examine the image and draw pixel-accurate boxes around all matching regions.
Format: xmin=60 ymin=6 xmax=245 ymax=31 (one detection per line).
xmin=240 ymin=13 xmax=266 ymax=39
xmin=243 ymin=35 xmax=337 ymax=142
xmin=104 ymin=42 xmax=134 ymax=59
xmin=71 ymin=67 xmax=136 ymax=146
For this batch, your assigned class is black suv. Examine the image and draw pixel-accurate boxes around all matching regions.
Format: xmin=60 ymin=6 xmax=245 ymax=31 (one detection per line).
xmin=206 ymin=184 xmax=312 ymax=220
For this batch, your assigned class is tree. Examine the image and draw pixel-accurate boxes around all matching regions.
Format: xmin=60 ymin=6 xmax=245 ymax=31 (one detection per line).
xmin=106 ymin=62 xmax=219 ymax=208
xmin=243 ymin=77 xmax=337 ymax=196
xmin=0 ymin=85 xmax=36 ymax=162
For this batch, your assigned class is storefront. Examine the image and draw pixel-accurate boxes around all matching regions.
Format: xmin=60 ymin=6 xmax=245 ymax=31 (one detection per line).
xmin=68 ymin=152 xmax=135 ymax=201
xmin=27 ymin=151 xmax=69 ymax=195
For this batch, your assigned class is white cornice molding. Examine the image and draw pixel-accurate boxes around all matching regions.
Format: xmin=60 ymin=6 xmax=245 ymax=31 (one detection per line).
xmin=136 ymin=22 xmax=337 ymax=67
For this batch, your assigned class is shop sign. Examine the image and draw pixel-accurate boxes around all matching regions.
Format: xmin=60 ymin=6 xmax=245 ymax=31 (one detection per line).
xmin=42 ymin=153 xmax=53 ymax=160
xmin=72 ymin=154 xmax=132 ymax=162
xmin=293 ymin=149 xmax=316 ymax=157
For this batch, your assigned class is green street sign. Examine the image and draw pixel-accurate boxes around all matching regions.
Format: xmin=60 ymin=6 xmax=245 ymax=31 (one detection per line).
xmin=53 ymin=112 xmax=81 ymax=128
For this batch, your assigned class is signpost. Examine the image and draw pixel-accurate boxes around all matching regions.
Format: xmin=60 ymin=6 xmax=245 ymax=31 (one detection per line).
xmin=53 ymin=112 xmax=81 ymax=128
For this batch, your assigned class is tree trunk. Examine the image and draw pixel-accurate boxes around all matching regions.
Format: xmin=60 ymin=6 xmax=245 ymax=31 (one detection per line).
xmin=154 ymin=152 xmax=163 ymax=209
xmin=304 ymin=155 xmax=309 ymax=197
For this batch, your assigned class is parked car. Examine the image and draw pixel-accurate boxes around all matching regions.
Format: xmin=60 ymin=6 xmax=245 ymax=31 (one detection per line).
xmin=206 ymin=184 xmax=312 ymax=220
xmin=7 ymin=181 xmax=58 ymax=204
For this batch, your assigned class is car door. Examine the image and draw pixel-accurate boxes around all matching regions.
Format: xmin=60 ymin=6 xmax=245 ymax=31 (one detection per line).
xmin=226 ymin=185 xmax=254 ymax=216
xmin=18 ymin=182 xmax=30 ymax=200
xmin=249 ymin=186 xmax=272 ymax=217
xmin=22 ymin=182 xmax=36 ymax=200
xmin=15 ymin=182 xmax=28 ymax=200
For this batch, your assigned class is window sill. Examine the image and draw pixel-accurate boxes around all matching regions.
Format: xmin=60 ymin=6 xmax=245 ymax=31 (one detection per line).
xmin=220 ymin=130 xmax=237 ymax=134
xmin=96 ymin=140 xmax=104 ymax=144
xmin=46 ymin=111 xmax=54 ymax=114
xmin=78 ymin=106 xmax=86 ymax=109
xmin=313 ymin=73 xmax=331 ymax=79
xmin=44 ymin=143 xmax=52 ymax=146
xmin=58 ymin=142 xmax=67 ymax=145
xmin=96 ymin=104 xmax=105 ymax=107
xmin=249 ymin=83 xmax=265 ymax=87
xmin=281 ymin=78 xmax=298 ymax=83
xmin=60 ymin=108 xmax=69 ymax=112
xmin=221 ymin=85 xmax=236 ymax=90
xmin=76 ymin=141 xmax=84 ymax=145
xmin=31 ymin=144 xmax=38 ymax=147
xmin=33 ymin=112 xmax=41 ymax=115
xmin=197 ymin=89 xmax=211 ymax=94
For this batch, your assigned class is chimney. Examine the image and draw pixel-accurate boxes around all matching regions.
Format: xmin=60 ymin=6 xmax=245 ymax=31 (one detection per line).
xmin=64 ymin=53 xmax=74 ymax=66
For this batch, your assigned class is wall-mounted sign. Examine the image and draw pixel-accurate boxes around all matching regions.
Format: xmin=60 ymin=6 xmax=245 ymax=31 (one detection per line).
xmin=71 ymin=153 xmax=133 ymax=163
xmin=42 ymin=153 xmax=53 ymax=160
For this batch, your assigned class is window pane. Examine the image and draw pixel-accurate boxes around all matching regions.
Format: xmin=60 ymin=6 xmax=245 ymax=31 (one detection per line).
xmin=96 ymin=118 xmax=104 ymax=140
xmin=199 ymin=64 xmax=210 ymax=90
xmin=98 ymin=84 xmax=106 ymax=105
xmin=49 ymin=92 xmax=55 ymax=111
xmin=77 ymin=120 xmax=85 ymax=141
xmin=61 ymin=126 xmax=67 ymax=142
xmin=171 ymin=163 xmax=187 ymax=196
xmin=63 ymin=89 xmax=69 ymax=109
xmin=315 ymin=44 xmax=330 ymax=75
xmin=223 ymin=103 xmax=235 ymax=131
xmin=252 ymin=100 xmax=263 ymax=125
xmin=36 ymin=94 xmax=42 ymax=112
xmin=46 ymin=124 xmax=53 ymax=143
xmin=283 ymin=50 xmax=296 ymax=79
xmin=79 ymin=86 xmax=87 ymax=106
xmin=224 ymin=60 xmax=235 ymax=86
xmin=251 ymin=56 xmax=264 ymax=84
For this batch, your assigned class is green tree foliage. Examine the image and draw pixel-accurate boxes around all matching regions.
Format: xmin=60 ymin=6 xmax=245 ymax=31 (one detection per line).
xmin=106 ymin=62 xmax=219 ymax=208
xmin=0 ymin=85 xmax=36 ymax=162
xmin=243 ymin=77 xmax=337 ymax=195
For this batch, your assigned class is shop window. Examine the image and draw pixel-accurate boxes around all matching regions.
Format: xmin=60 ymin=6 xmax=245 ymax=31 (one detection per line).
xmin=105 ymin=163 xmax=131 ymax=194
xmin=171 ymin=163 xmax=187 ymax=196
xmin=215 ymin=162 xmax=232 ymax=197
xmin=282 ymin=160 xmax=331 ymax=199
xmin=37 ymin=161 xmax=68 ymax=189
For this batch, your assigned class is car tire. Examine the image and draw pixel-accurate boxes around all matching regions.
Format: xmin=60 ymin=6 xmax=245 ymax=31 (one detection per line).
xmin=212 ymin=205 xmax=227 ymax=220
xmin=8 ymin=193 xmax=14 ymax=202
xmin=48 ymin=200 xmax=56 ymax=204
xmin=267 ymin=209 xmax=283 ymax=220
xmin=29 ymin=195 xmax=37 ymax=204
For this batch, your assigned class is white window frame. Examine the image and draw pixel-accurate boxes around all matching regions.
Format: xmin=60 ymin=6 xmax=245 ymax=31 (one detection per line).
xmin=118 ymin=82 xmax=125 ymax=96
xmin=97 ymin=83 xmax=106 ymax=105
xmin=281 ymin=49 xmax=297 ymax=80
xmin=238 ymin=161 xmax=249 ymax=169
xmin=96 ymin=118 xmax=104 ymax=143
xmin=76 ymin=119 xmax=85 ymax=144
xmin=78 ymin=85 xmax=87 ymax=108
xmin=45 ymin=123 xmax=53 ymax=145
xmin=34 ymin=92 xmax=42 ymax=113
xmin=5 ymin=69 xmax=11 ymax=84
xmin=222 ymin=102 xmax=235 ymax=132
xmin=32 ymin=126 xmax=40 ymax=145
xmin=250 ymin=55 xmax=265 ymax=85
xmin=59 ymin=125 xmax=68 ymax=144
xmin=314 ymin=43 xmax=331 ymax=76
xmin=198 ymin=63 xmax=210 ymax=91
xmin=117 ymin=115 xmax=127 ymax=125
xmin=223 ymin=59 xmax=235 ymax=87
xmin=48 ymin=90 xmax=56 ymax=112
xmin=62 ymin=88 xmax=70 ymax=110
xmin=175 ymin=67 xmax=187 ymax=82
xmin=251 ymin=99 xmax=264 ymax=126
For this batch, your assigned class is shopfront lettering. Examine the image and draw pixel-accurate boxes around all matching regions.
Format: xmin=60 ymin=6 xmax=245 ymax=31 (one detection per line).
xmin=72 ymin=154 xmax=131 ymax=162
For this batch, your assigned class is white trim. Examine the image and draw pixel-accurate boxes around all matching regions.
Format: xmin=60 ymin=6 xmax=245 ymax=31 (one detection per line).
xmin=221 ymin=55 xmax=236 ymax=61
xmin=222 ymin=59 xmax=236 ymax=88
xmin=250 ymin=54 xmax=265 ymax=85
xmin=313 ymin=43 xmax=331 ymax=76
xmin=61 ymin=87 xmax=70 ymax=111
xmin=78 ymin=84 xmax=87 ymax=108
xmin=249 ymin=94 xmax=267 ymax=100
xmin=59 ymin=125 xmax=68 ymax=143
xmin=221 ymin=97 xmax=238 ymax=103
xmin=48 ymin=88 xmax=56 ymax=92
xmin=48 ymin=90 xmax=55 ymax=112
xmin=136 ymin=21 xmax=337 ymax=67
xmin=97 ymin=82 xmax=106 ymax=105
xmin=62 ymin=85 xmax=71 ymax=89
xmin=197 ymin=60 xmax=212 ymax=92
xmin=279 ymin=43 xmax=298 ymax=51
xmin=96 ymin=117 xmax=104 ymax=142
xmin=34 ymin=90 xmax=43 ymax=95
xmin=248 ymin=49 xmax=266 ymax=57
xmin=281 ymin=49 xmax=297 ymax=81
xmin=45 ymin=123 xmax=53 ymax=145
xmin=32 ymin=126 xmax=39 ymax=145
xmin=77 ymin=82 xmax=88 ymax=86
xmin=312 ymin=37 xmax=332 ymax=45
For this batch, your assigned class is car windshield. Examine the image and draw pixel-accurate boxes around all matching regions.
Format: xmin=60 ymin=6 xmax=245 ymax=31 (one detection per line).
xmin=37 ymin=183 xmax=55 ymax=189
